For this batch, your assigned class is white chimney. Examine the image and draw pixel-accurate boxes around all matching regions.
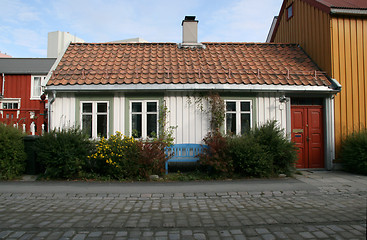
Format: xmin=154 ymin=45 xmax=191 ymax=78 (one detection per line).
xmin=47 ymin=31 xmax=85 ymax=58
xmin=182 ymin=16 xmax=198 ymax=43
xmin=180 ymin=16 xmax=204 ymax=48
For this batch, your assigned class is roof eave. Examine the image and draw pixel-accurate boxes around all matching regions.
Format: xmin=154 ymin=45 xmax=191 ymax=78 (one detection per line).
xmin=2 ymin=71 xmax=51 ymax=75
xmin=330 ymin=8 xmax=367 ymax=16
xmin=45 ymin=83 xmax=339 ymax=94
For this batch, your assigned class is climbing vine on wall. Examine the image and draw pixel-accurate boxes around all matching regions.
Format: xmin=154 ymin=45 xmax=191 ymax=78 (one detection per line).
xmin=157 ymin=101 xmax=177 ymax=145
xmin=187 ymin=91 xmax=225 ymax=132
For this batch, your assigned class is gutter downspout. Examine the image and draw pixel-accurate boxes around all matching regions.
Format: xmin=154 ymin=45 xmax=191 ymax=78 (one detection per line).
xmin=48 ymin=91 xmax=56 ymax=131
xmin=1 ymin=73 xmax=4 ymax=97
xmin=326 ymin=78 xmax=341 ymax=170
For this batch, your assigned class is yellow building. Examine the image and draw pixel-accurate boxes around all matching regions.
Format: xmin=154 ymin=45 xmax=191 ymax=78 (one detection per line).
xmin=269 ymin=0 xmax=367 ymax=160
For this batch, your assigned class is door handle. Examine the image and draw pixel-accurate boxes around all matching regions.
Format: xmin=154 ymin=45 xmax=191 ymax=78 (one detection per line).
xmin=306 ymin=136 xmax=310 ymax=142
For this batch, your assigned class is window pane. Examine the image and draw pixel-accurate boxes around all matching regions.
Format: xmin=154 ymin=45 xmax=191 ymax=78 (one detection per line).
xmin=33 ymin=77 xmax=41 ymax=96
xmin=287 ymin=5 xmax=293 ymax=18
xmin=147 ymin=114 xmax=157 ymax=138
xmin=97 ymin=115 xmax=107 ymax=138
xmin=226 ymin=113 xmax=236 ymax=134
xmin=3 ymin=103 xmax=7 ymax=109
xmin=132 ymin=102 xmax=142 ymax=112
xmin=97 ymin=103 xmax=107 ymax=113
xmin=132 ymin=114 xmax=142 ymax=138
xmin=226 ymin=102 xmax=236 ymax=111
xmin=82 ymin=115 xmax=92 ymax=138
xmin=147 ymin=102 xmax=157 ymax=112
xmin=82 ymin=103 xmax=92 ymax=113
xmin=13 ymin=103 xmax=18 ymax=109
xmin=241 ymin=113 xmax=251 ymax=134
xmin=241 ymin=102 xmax=250 ymax=111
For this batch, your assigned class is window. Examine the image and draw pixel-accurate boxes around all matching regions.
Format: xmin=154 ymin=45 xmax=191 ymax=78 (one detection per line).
xmin=31 ymin=76 xmax=46 ymax=99
xmin=2 ymin=102 xmax=19 ymax=109
xmin=287 ymin=4 xmax=293 ymax=20
xmin=81 ymin=101 xmax=109 ymax=138
xmin=225 ymin=100 xmax=252 ymax=135
xmin=130 ymin=100 xmax=158 ymax=138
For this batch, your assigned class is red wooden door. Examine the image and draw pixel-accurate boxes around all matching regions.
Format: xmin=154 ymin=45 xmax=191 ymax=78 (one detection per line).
xmin=291 ymin=106 xmax=324 ymax=168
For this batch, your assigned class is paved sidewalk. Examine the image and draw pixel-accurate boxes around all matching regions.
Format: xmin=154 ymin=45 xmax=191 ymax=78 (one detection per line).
xmin=0 ymin=171 xmax=366 ymax=239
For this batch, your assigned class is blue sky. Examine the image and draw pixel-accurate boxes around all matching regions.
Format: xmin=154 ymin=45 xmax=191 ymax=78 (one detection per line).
xmin=0 ymin=0 xmax=283 ymax=58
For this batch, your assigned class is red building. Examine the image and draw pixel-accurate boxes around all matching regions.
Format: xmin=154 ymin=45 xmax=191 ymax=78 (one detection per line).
xmin=0 ymin=58 xmax=56 ymax=135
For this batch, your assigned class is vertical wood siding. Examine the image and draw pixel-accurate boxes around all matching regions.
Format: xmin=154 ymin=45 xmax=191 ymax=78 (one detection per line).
xmin=50 ymin=92 xmax=290 ymax=143
xmin=331 ymin=17 xmax=367 ymax=149
xmin=256 ymin=93 xmax=287 ymax=132
xmin=165 ymin=93 xmax=210 ymax=144
xmin=273 ymin=0 xmax=332 ymax=75
xmin=0 ymin=75 xmax=47 ymax=135
xmin=113 ymin=92 xmax=125 ymax=134
xmin=2 ymin=75 xmax=43 ymax=110
xmin=272 ymin=0 xmax=367 ymax=155
xmin=50 ymin=93 xmax=75 ymax=130
xmin=165 ymin=93 xmax=288 ymax=144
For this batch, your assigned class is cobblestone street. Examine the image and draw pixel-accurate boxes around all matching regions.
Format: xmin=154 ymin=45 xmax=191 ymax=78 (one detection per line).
xmin=0 ymin=171 xmax=366 ymax=239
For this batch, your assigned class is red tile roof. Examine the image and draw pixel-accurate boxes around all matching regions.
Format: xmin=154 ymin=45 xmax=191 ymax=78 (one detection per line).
xmin=48 ymin=42 xmax=331 ymax=87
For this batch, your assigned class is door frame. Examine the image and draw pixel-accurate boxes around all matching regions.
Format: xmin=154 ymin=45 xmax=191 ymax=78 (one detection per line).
xmin=291 ymin=105 xmax=324 ymax=169
xmin=286 ymin=96 xmax=335 ymax=170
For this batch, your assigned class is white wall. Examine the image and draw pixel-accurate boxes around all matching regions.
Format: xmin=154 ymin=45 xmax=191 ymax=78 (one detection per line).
xmin=49 ymin=92 xmax=289 ymax=143
xmin=49 ymin=92 xmax=76 ymax=130
xmin=256 ymin=92 xmax=287 ymax=133
xmin=165 ymin=92 xmax=210 ymax=144
xmin=113 ymin=92 xmax=125 ymax=134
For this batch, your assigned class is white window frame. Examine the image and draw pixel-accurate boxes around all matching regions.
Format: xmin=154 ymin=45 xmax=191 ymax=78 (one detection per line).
xmin=31 ymin=75 xmax=47 ymax=100
xmin=129 ymin=100 xmax=159 ymax=139
xmin=225 ymin=100 xmax=252 ymax=135
xmin=80 ymin=101 xmax=109 ymax=139
xmin=1 ymin=98 xmax=21 ymax=109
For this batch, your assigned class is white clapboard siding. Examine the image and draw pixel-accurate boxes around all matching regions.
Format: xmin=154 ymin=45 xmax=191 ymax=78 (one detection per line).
xmin=165 ymin=92 xmax=210 ymax=144
xmin=50 ymin=92 xmax=289 ymax=142
xmin=113 ymin=92 xmax=125 ymax=134
xmin=50 ymin=93 xmax=76 ymax=130
xmin=256 ymin=93 xmax=287 ymax=133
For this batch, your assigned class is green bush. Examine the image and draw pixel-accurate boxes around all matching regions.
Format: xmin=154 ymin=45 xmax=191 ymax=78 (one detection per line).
xmin=36 ymin=128 xmax=95 ymax=179
xmin=251 ymin=121 xmax=298 ymax=176
xmin=340 ymin=129 xmax=367 ymax=175
xmin=0 ymin=124 xmax=26 ymax=180
xmin=228 ymin=134 xmax=273 ymax=177
xmin=199 ymin=121 xmax=297 ymax=178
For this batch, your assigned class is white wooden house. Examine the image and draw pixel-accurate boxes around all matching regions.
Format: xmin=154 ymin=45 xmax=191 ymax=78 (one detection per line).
xmin=45 ymin=17 xmax=341 ymax=169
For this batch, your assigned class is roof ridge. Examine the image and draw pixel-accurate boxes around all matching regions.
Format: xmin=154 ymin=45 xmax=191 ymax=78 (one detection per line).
xmin=69 ymin=42 xmax=299 ymax=46
xmin=70 ymin=42 xmax=178 ymax=45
